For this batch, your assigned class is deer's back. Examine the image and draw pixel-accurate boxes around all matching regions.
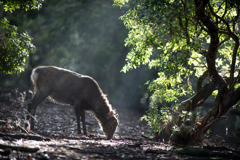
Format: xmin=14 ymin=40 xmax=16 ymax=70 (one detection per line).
xmin=32 ymin=66 xmax=102 ymax=107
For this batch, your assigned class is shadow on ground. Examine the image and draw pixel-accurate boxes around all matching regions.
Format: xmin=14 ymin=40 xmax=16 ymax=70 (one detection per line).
xmin=0 ymin=89 xmax=240 ymax=159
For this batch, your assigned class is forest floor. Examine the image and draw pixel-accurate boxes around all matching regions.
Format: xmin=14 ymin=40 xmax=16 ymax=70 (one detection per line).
xmin=0 ymin=89 xmax=240 ymax=159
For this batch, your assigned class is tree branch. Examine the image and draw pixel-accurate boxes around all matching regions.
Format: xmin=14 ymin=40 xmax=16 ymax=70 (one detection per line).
xmin=162 ymin=102 xmax=181 ymax=114
xmin=194 ymin=85 xmax=240 ymax=137
xmin=195 ymin=0 xmax=227 ymax=94
xmin=216 ymin=1 xmax=225 ymax=14
xmin=219 ymin=31 xmax=240 ymax=88
xmin=221 ymin=0 xmax=228 ymax=20
xmin=156 ymin=80 xmax=216 ymax=141
xmin=232 ymin=4 xmax=240 ymax=30
xmin=218 ymin=36 xmax=230 ymax=48
xmin=178 ymin=16 xmax=190 ymax=45
xmin=189 ymin=56 xmax=208 ymax=68
xmin=229 ymin=69 xmax=240 ymax=92
xmin=230 ymin=36 xmax=240 ymax=88
xmin=197 ymin=70 xmax=209 ymax=92
xmin=208 ymin=2 xmax=231 ymax=32
xmin=199 ymin=22 xmax=209 ymax=34
xmin=199 ymin=50 xmax=207 ymax=57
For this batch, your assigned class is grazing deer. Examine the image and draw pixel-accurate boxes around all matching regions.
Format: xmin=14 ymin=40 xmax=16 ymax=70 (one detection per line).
xmin=27 ymin=66 xmax=118 ymax=139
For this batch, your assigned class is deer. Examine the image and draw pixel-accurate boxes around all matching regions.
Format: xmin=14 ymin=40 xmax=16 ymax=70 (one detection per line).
xmin=27 ymin=66 xmax=118 ymax=139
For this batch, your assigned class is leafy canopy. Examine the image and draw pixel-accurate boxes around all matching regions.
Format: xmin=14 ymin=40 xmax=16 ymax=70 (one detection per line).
xmin=1 ymin=0 xmax=43 ymax=12
xmin=0 ymin=0 xmax=43 ymax=74
xmin=114 ymin=0 xmax=240 ymax=133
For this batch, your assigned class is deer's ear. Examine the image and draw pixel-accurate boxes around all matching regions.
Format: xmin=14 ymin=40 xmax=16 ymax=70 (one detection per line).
xmin=107 ymin=111 xmax=113 ymax=119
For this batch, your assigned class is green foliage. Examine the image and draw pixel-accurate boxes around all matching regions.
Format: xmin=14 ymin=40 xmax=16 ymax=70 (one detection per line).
xmin=116 ymin=0 xmax=199 ymax=129
xmin=1 ymin=0 xmax=43 ymax=12
xmin=141 ymin=102 xmax=161 ymax=134
xmin=115 ymin=0 xmax=240 ymax=135
xmin=0 ymin=18 xmax=35 ymax=74
xmin=118 ymin=0 xmax=198 ymax=105
xmin=113 ymin=0 xmax=129 ymax=7
xmin=0 ymin=0 xmax=43 ymax=74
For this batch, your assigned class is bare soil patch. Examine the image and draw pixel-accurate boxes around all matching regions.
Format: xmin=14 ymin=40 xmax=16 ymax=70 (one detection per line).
xmin=0 ymin=89 xmax=240 ymax=159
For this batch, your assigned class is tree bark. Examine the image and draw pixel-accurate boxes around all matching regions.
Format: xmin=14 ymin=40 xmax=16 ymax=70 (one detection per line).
xmin=170 ymin=87 xmax=240 ymax=144
xmin=155 ymin=0 xmax=240 ymax=144
xmin=155 ymin=81 xmax=216 ymax=141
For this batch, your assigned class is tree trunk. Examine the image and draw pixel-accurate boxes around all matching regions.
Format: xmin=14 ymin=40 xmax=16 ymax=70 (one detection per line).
xmin=154 ymin=81 xmax=216 ymax=142
xmin=170 ymin=87 xmax=240 ymax=144
xmin=155 ymin=0 xmax=240 ymax=144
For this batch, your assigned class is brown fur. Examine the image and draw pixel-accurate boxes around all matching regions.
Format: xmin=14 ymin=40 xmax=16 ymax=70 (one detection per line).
xmin=27 ymin=66 xmax=118 ymax=139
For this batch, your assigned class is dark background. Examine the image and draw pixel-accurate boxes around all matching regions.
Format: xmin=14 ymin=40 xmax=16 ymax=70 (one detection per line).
xmin=0 ymin=0 xmax=239 ymax=136
xmin=0 ymin=0 xmax=157 ymax=112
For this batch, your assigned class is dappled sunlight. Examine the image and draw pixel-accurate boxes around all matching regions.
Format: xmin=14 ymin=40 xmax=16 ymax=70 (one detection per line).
xmin=1 ymin=0 xmax=240 ymax=159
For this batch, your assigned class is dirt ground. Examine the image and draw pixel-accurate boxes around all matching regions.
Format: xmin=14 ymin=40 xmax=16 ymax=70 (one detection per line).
xmin=0 ymin=89 xmax=240 ymax=159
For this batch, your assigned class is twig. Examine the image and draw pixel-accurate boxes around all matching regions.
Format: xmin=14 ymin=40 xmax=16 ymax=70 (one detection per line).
xmin=0 ymin=120 xmax=28 ymax=134
xmin=14 ymin=114 xmax=28 ymax=134
xmin=162 ymin=103 xmax=181 ymax=114
xmin=14 ymin=123 xmax=28 ymax=134
xmin=218 ymin=68 xmax=240 ymax=72
xmin=218 ymin=36 xmax=230 ymax=47
xmin=189 ymin=57 xmax=208 ymax=68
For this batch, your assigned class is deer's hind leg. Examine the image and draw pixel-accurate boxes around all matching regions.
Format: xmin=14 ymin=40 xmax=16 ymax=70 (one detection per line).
xmin=75 ymin=106 xmax=82 ymax=134
xmin=75 ymin=103 xmax=87 ymax=135
xmin=80 ymin=110 xmax=86 ymax=135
